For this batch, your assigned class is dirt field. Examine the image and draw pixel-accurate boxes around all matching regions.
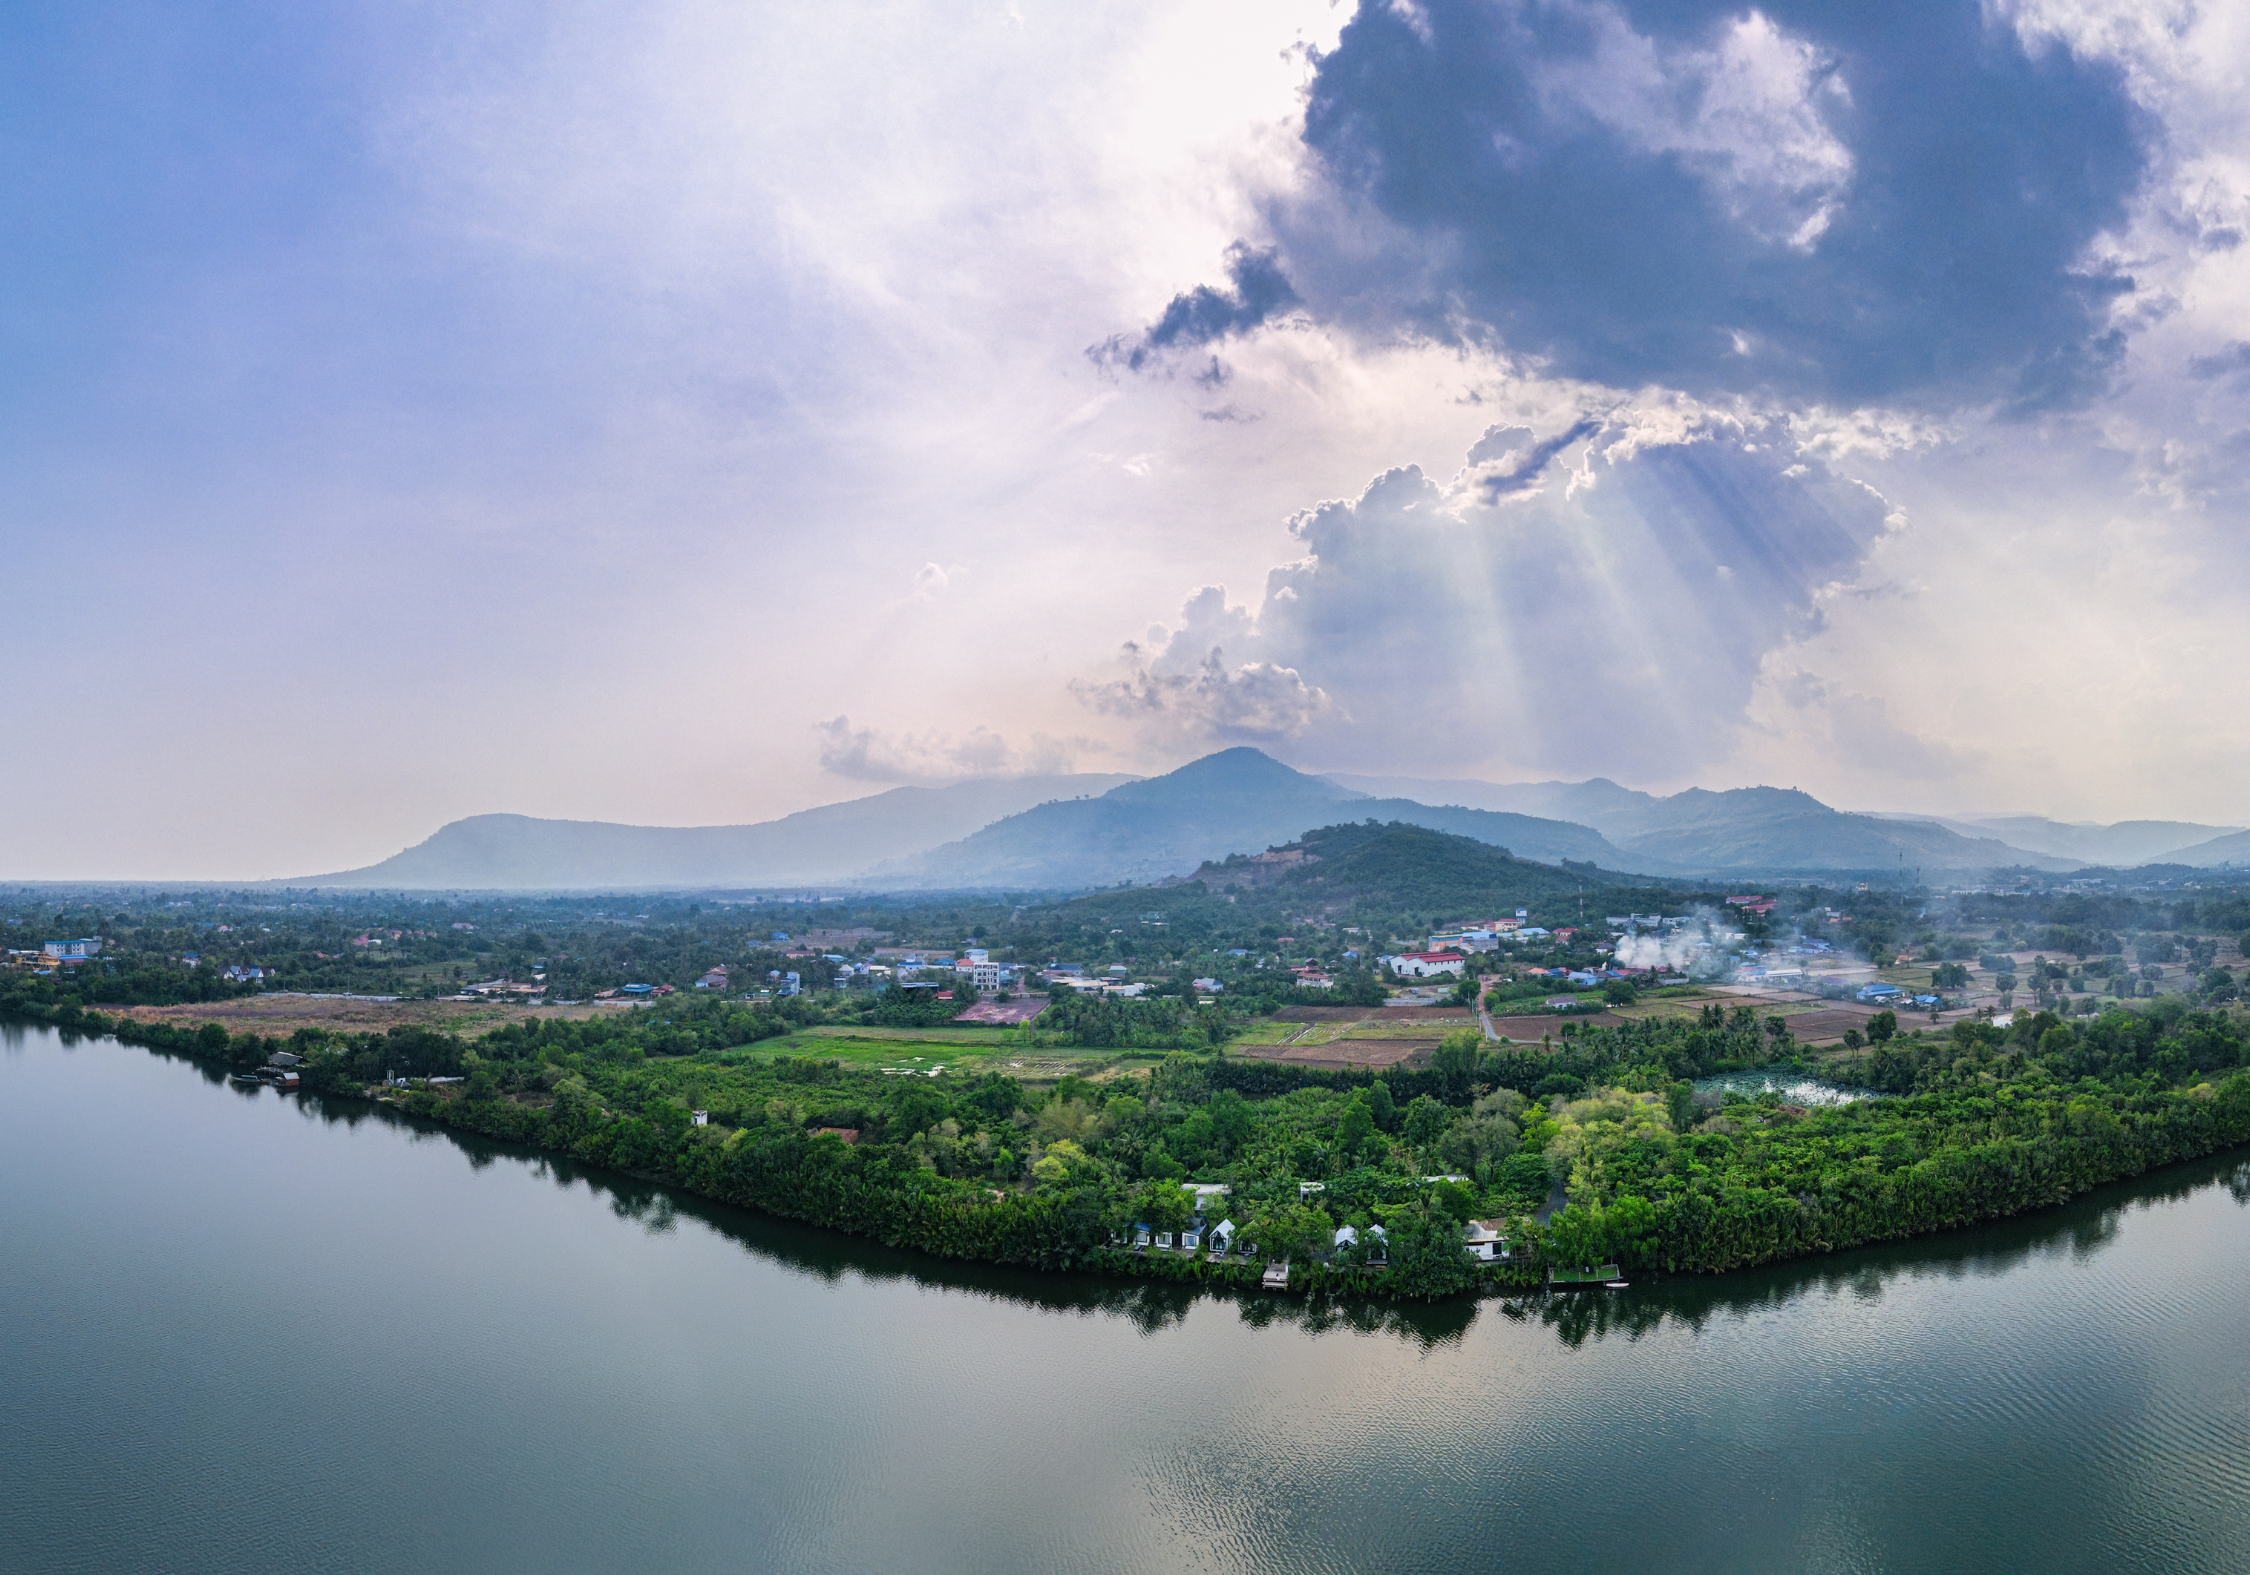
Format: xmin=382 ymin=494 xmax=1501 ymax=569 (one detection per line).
xmin=98 ymin=993 xmax=614 ymax=1040
xmin=1234 ymin=1039 xmax=1433 ymax=1069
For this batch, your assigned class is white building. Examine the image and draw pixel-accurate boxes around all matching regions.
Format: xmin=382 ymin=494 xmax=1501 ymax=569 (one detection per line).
xmin=1386 ymin=951 xmax=1468 ymax=979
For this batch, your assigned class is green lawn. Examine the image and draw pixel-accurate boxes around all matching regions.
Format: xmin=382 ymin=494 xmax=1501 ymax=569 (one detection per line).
xmin=720 ymin=1027 xmax=1162 ymax=1080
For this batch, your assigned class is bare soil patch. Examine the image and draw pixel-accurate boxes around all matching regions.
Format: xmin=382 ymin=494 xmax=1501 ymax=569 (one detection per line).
xmin=1236 ymin=1040 xmax=1433 ymax=1069
xmin=1783 ymin=1007 xmax=1882 ymax=1043
xmin=100 ymin=994 xmax=607 ymax=1040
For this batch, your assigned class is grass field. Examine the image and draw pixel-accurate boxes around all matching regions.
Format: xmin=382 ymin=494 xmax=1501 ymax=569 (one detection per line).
xmin=723 ymin=1024 xmax=1165 ymax=1081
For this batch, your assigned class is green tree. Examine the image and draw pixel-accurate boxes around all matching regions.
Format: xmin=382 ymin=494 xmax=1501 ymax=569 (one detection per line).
xmin=1335 ymin=1095 xmax=1377 ymax=1163
xmin=1868 ymin=1009 xmax=1898 ymax=1044
xmin=1433 ymin=1028 xmax=1481 ymax=1100
xmin=1365 ymin=1076 xmax=1398 ymax=1132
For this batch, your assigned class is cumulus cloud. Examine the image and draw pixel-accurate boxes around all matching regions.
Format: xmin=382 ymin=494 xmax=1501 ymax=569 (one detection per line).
xmin=1125 ymin=0 xmax=2148 ymax=409
xmin=815 ymin=716 xmax=1093 ymax=784
xmin=1089 ymin=402 xmax=1901 ymax=780
xmin=1070 ymin=605 xmax=1338 ymax=746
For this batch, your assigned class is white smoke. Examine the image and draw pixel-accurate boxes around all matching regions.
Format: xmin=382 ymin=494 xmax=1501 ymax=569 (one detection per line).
xmin=1613 ymin=910 xmax=1739 ymax=979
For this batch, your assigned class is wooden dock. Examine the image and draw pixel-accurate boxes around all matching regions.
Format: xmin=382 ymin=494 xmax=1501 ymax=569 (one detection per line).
xmin=1262 ymin=1260 xmax=1290 ymax=1289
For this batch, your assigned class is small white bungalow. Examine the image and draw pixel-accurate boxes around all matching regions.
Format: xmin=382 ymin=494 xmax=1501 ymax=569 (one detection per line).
xmin=1208 ymin=1219 xmax=1236 ymax=1256
xmin=1463 ymin=1219 xmax=1509 ymax=1262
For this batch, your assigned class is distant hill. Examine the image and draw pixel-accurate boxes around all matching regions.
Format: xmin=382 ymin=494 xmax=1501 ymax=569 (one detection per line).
xmin=1953 ymin=816 xmax=2242 ymax=866
xmin=1611 ymin=787 xmax=2076 ymax=873
xmin=1329 ymin=772 xmax=2077 ymax=873
xmin=285 ymin=773 xmax=1139 ymax=889
xmin=2146 ymin=827 xmax=2250 ymax=869
xmin=891 ymin=749 xmax=1633 ymax=888
xmin=1184 ymin=820 xmax=1644 ymax=915
xmin=1327 ymin=773 xmax=1658 ymax=828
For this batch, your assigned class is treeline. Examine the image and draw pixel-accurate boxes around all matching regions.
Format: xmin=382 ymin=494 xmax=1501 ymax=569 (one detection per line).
xmin=16 ymin=972 xmax=2250 ymax=1299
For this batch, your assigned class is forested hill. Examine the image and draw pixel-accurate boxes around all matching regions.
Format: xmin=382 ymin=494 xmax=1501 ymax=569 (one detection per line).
xmin=1186 ymin=821 xmax=1650 ymax=915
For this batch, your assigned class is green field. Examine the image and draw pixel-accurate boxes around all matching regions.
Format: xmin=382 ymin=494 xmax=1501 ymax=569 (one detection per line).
xmin=718 ymin=1024 xmax=1164 ymax=1080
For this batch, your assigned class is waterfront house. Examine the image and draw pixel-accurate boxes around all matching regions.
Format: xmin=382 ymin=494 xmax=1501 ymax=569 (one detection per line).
xmin=1464 ymin=1220 xmax=1509 ymax=1261
xmin=1208 ymin=1219 xmax=1235 ymax=1256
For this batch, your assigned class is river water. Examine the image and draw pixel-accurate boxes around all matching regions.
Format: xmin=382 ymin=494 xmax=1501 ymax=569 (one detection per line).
xmin=5 ymin=1022 xmax=2250 ymax=1574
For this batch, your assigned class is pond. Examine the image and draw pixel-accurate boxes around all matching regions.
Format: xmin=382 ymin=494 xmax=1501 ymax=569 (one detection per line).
xmin=4 ymin=1020 xmax=2248 ymax=1574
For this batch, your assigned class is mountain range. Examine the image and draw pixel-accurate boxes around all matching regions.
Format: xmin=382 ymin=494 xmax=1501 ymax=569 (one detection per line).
xmin=886 ymin=749 xmax=1629 ymax=889
xmin=289 ymin=773 xmax=1136 ymax=889
xmin=284 ymin=750 xmax=2241 ymax=891
xmin=1325 ymin=774 xmax=2080 ymax=875
xmin=1880 ymin=814 xmax=2244 ymax=867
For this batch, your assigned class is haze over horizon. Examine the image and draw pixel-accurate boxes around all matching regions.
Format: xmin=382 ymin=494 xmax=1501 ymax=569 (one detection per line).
xmin=8 ymin=0 xmax=2250 ymax=880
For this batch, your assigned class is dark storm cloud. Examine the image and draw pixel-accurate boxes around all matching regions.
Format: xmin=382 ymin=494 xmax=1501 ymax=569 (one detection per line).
xmin=1472 ymin=415 xmax=1602 ymax=499
xmin=1093 ymin=242 xmax=1298 ymax=370
xmin=1134 ymin=1 xmax=2150 ymax=410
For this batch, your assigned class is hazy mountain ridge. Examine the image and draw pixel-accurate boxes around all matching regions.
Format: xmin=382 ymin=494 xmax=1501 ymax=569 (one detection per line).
xmin=287 ymin=753 xmax=2195 ymax=892
xmin=286 ymin=774 xmax=1140 ymax=889
xmin=1953 ymin=815 xmax=2243 ymax=865
xmin=1328 ymin=773 xmax=2081 ymax=873
xmin=2150 ymin=828 xmax=2250 ymax=868
xmin=890 ymin=750 xmax=1634 ymax=889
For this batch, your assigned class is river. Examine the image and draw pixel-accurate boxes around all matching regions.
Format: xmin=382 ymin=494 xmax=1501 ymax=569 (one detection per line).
xmin=5 ymin=1020 xmax=2249 ymax=1574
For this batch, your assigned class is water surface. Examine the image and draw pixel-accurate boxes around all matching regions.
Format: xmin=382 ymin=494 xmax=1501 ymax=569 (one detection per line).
xmin=4 ymin=1021 xmax=2248 ymax=1574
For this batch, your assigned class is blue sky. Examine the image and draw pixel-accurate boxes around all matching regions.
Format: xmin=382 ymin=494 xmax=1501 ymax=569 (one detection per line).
xmin=5 ymin=0 xmax=2249 ymax=877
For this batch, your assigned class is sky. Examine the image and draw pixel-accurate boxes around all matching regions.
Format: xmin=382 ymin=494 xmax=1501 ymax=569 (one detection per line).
xmin=6 ymin=0 xmax=2250 ymax=878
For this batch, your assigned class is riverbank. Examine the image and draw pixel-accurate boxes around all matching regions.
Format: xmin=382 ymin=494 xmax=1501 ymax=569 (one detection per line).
xmin=15 ymin=988 xmax=2250 ymax=1299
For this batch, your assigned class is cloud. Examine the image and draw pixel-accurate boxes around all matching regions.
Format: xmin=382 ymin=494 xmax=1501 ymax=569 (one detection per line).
xmin=815 ymin=716 xmax=1093 ymax=784
xmin=1090 ymin=402 xmax=1899 ymax=781
xmin=1092 ymin=241 xmax=1299 ymax=372
xmin=1469 ymin=415 xmax=1604 ymax=500
xmin=1071 ymin=641 xmax=1337 ymax=747
xmin=908 ymin=562 xmax=968 ymax=602
xmin=1133 ymin=0 xmax=2149 ymax=409
xmin=2187 ymin=341 xmax=2250 ymax=380
xmin=1759 ymin=666 xmax=1968 ymax=779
